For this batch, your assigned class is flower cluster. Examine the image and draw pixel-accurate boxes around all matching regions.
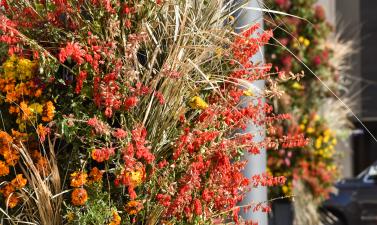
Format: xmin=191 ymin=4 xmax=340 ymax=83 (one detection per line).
xmin=0 ymin=0 xmax=298 ymax=224
xmin=265 ymin=0 xmax=347 ymax=205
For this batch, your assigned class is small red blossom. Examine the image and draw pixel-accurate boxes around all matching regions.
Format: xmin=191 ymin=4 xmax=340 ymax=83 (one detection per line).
xmin=91 ymin=148 xmax=115 ymax=163
xmin=112 ymin=128 xmax=127 ymax=139
xmin=124 ymin=96 xmax=139 ymax=110
xmin=58 ymin=42 xmax=85 ymax=65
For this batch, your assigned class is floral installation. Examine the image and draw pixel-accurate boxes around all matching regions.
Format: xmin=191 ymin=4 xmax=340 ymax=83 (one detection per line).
xmin=0 ymin=0 xmax=306 ymax=224
xmin=265 ymin=0 xmax=353 ymax=224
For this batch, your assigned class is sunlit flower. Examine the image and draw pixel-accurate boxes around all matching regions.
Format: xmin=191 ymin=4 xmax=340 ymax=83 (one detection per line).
xmin=108 ymin=210 xmax=121 ymax=225
xmin=189 ymin=96 xmax=208 ymax=110
xmin=71 ymin=188 xmax=88 ymax=206
xmin=70 ymin=171 xmax=88 ymax=187
xmin=125 ymin=200 xmax=143 ymax=215
xmin=11 ymin=174 xmax=27 ymax=189
xmin=7 ymin=194 xmax=20 ymax=208
xmin=0 ymin=183 xmax=15 ymax=198
xmin=88 ymin=167 xmax=103 ymax=184
xmin=42 ymin=101 xmax=55 ymax=122
xmin=0 ymin=161 xmax=10 ymax=176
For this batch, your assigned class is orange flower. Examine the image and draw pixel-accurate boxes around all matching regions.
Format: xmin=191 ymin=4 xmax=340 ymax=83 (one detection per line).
xmin=37 ymin=124 xmax=49 ymax=142
xmin=124 ymin=200 xmax=143 ymax=215
xmin=7 ymin=194 xmax=20 ymax=208
xmin=34 ymin=88 xmax=43 ymax=97
xmin=42 ymin=101 xmax=55 ymax=122
xmin=0 ymin=184 xmax=15 ymax=198
xmin=20 ymin=101 xmax=32 ymax=121
xmin=11 ymin=174 xmax=27 ymax=189
xmin=31 ymin=150 xmax=50 ymax=173
xmin=0 ymin=131 xmax=12 ymax=145
xmin=70 ymin=171 xmax=88 ymax=187
xmin=0 ymin=161 xmax=10 ymax=176
xmin=108 ymin=210 xmax=121 ymax=225
xmin=2 ymin=148 xmax=19 ymax=166
xmin=127 ymin=169 xmax=144 ymax=187
xmin=88 ymin=167 xmax=103 ymax=184
xmin=11 ymin=129 xmax=28 ymax=139
xmin=71 ymin=188 xmax=88 ymax=206
xmin=9 ymin=106 xmax=20 ymax=114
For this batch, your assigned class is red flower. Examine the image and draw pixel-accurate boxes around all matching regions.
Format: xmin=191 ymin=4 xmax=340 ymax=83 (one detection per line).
xmin=124 ymin=96 xmax=139 ymax=110
xmin=112 ymin=128 xmax=127 ymax=139
xmin=59 ymin=42 xmax=85 ymax=65
xmin=312 ymin=55 xmax=322 ymax=66
xmin=91 ymin=148 xmax=115 ymax=163
xmin=75 ymin=70 xmax=87 ymax=94
xmin=315 ymin=5 xmax=326 ymax=21
xmin=192 ymin=199 xmax=202 ymax=215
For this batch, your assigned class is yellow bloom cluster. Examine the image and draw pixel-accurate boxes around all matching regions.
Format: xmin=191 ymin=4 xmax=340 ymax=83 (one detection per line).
xmin=314 ymin=128 xmax=337 ymax=159
xmin=2 ymin=56 xmax=37 ymax=80
xmin=298 ymin=36 xmax=311 ymax=47
xmin=0 ymin=56 xmax=54 ymax=131
xmin=300 ymin=114 xmax=338 ymax=160
xmin=189 ymin=96 xmax=208 ymax=110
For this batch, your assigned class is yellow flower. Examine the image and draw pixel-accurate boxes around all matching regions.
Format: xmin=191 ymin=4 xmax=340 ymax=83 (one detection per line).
xmin=127 ymin=170 xmax=143 ymax=187
xmin=2 ymin=58 xmax=16 ymax=79
xmin=303 ymin=39 xmax=310 ymax=47
xmin=215 ymin=48 xmax=223 ymax=57
xmin=298 ymin=36 xmax=305 ymax=43
xmin=299 ymin=124 xmax=305 ymax=131
xmin=323 ymin=134 xmax=330 ymax=143
xmin=306 ymin=127 xmax=315 ymax=134
xmin=291 ymin=81 xmax=304 ymax=90
xmin=332 ymin=138 xmax=337 ymax=145
xmin=243 ymin=90 xmax=254 ymax=96
xmin=189 ymin=96 xmax=208 ymax=110
xmin=16 ymin=58 xmax=36 ymax=80
xmin=29 ymin=103 xmax=43 ymax=115
xmin=315 ymin=137 xmax=322 ymax=149
xmin=282 ymin=185 xmax=289 ymax=194
xmin=66 ymin=211 xmax=75 ymax=222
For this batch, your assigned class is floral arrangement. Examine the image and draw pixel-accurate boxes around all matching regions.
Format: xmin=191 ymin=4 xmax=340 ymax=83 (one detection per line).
xmin=0 ymin=1 xmax=304 ymax=224
xmin=265 ymin=0 xmax=353 ymax=222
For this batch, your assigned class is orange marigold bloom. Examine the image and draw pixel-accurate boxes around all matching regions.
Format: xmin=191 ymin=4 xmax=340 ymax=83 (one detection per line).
xmin=88 ymin=167 xmax=103 ymax=184
xmin=3 ymin=148 xmax=19 ymax=166
xmin=108 ymin=210 xmax=121 ymax=225
xmin=127 ymin=169 xmax=144 ymax=187
xmin=0 ymin=161 xmax=10 ymax=176
xmin=9 ymin=105 xmax=20 ymax=114
xmin=35 ymin=89 xmax=43 ymax=97
xmin=70 ymin=171 xmax=88 ymax=187
xmin=0 ymin=131 xmax=12 ymax=145
xmin=42 ymin=101 xmax=55 ymax=122
xmin=20 ymin=101 xmax=32 ymax=121
xmin=7 ymin=194 xmax=20 ymax=208
xmin=11 ymin=174 xmax=27 ymax=189
xmin=71 ymin=188 xmax=88 ymax=206
xmin=0 ymin=184 xmax=15 ymax=198
xmin=124 ymin=200 xmax=143 ymax=215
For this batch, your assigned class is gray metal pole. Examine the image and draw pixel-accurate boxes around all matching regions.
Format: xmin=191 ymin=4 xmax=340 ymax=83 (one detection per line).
xmin=233 ymin=0 xmax=267 ymax=224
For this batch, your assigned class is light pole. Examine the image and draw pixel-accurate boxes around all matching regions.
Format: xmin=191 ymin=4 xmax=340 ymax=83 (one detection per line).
xmin=232 ymin=0 xmax=267 ymax=224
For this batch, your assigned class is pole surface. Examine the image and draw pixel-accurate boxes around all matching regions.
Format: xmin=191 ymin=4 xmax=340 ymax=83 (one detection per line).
xmin=233 ymin=0 xmax=268 ymax=224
